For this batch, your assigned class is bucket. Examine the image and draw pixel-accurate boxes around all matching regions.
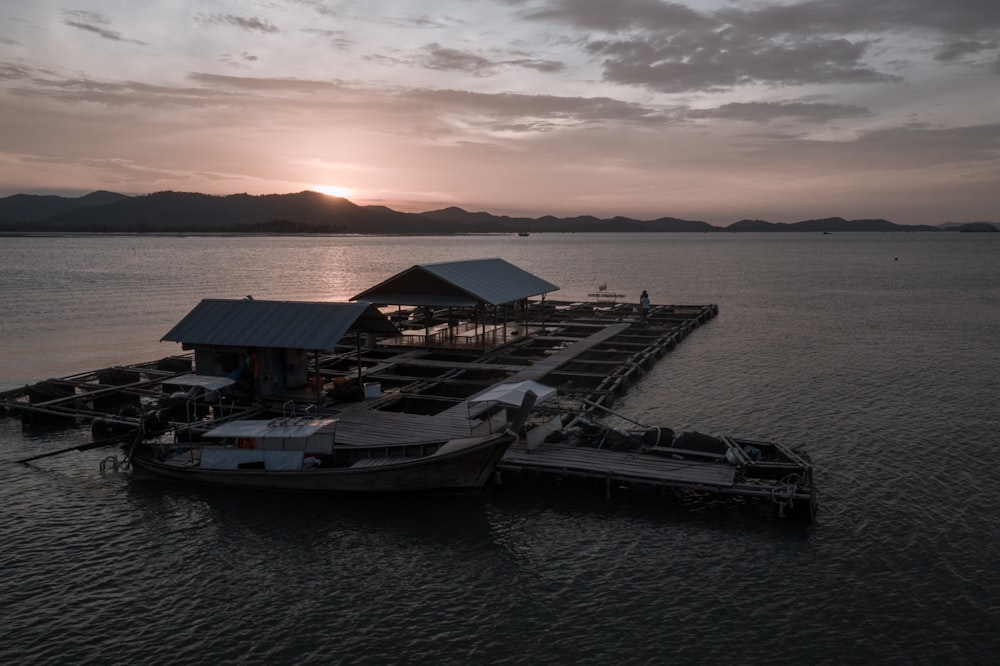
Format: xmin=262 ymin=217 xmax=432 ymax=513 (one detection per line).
xmin=363 ymin=382 xmax=382 ymax=399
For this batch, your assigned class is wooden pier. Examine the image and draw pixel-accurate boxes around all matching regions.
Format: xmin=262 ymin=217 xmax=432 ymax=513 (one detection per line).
xmin=1 ymin=298 xmax=817 ymax=519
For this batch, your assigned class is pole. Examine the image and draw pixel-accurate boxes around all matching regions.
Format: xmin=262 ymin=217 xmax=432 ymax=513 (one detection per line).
xmin=580 ymin=398 xmax=649 ymax=428
xmin=356 ymin=333 xmax=363 ymax=389
xmin=314 ymin=350 xmax=321 ymax=406
xmin=15 ymin=435 xmax=131 ymax=464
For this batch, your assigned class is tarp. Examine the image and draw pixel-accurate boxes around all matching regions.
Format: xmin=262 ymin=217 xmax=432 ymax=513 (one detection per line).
xmin=203 ymin=418 xmax=338 ymax=439
xmin=470 ymin=380 xmax=556 ymax=406
xmin=165 ymin=374 xmax=236 ymax=392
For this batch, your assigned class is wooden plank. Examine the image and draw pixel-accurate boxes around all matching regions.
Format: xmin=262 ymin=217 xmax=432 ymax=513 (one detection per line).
xmin=500 ymin=445 xmax=736 ymax=487
xmin=351 ymin=456 xmax=419 ymax=468
xmin=508 ymin=323 xmax=632 ymax=382
xmin=329 ymin=407 xmax=474 ymax=446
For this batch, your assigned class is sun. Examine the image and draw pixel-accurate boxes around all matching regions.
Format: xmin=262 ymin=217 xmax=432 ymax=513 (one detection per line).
xmin=312 ymin=184 xmax=354 ymax=199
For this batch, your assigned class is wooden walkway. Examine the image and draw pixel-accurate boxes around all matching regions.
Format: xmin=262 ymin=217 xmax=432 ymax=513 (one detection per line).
xmin=500 ymin=442 xmax=737 ymax=489
xmin=505 ymin=323 xmax=631 ymax=382
xmin=328 ymin=322 xmax=633 ymax=446
xmin=3 ymin=299 xmax=720 ymax=462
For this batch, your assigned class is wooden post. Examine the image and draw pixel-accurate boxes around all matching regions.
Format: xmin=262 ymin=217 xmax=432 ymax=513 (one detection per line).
xmin=356 ymin=333 xmax=363 ymax=388
xmin=314 ymin=350 xmax=321 ymax=406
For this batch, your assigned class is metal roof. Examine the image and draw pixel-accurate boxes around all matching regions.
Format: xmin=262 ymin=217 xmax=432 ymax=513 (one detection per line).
xmin=470 ymin=380 xmax=557 ymax=405
xmin=350 ymin=258 xmax=559 ymax=306
xmin=161 ymin=299 xmax=399 ymax=351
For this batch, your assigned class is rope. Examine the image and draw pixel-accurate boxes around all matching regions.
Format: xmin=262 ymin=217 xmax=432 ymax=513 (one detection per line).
xmin=771 ymin=473 xmax=803 ymax=518
xmin=100 ymin=455 xmax=119 ymax=473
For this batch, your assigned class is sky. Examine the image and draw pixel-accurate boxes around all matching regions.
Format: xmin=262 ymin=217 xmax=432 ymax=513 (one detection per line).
xmin=1 ymin=0 xmax=998 ymax=225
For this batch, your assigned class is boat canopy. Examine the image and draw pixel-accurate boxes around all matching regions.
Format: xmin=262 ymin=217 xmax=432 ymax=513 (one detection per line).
xmin=470 ymin=380 xmax=557 ymax=406
xmin=203 ymin=418 xmax=338 ymax=439
xmin=350 ymin=258 xmax=559 ymax=307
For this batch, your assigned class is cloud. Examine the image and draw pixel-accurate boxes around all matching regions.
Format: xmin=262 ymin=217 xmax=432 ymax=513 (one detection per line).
xmin=587 ymin=34 xmax=897 ymax=92
xmin=503 ymin=58 xmax=566 ymax=74
xmin=62 ymin=10 xmax=147 ymax=45
xmin=418 ymin=44 xmax=566 ymax=77
xmin=525 ymin=0 xmax=1000 ymax=92
xmin=525 ymin=0 xmax=709 ymax=32
xmin=199 ymin=14 xmax=280 ymax=34
xmin=0 ymin=63 xmax=44 ymax=82
xmin=686 ymin=100 xmax=872 ymax=123
xmin=187 ymin=72 xmax=350 ymax=94
xmin=288 ymin=0 xmax=338 ymax=16
xmin=302 ymin=28 xmax=353 ymax=50
xmin=421 ymin=44 xmax=496 ymax=74
xmin=716 ymin=0 xmax=1000 ymax=38
xmin=935 ymin=40 xmax=999 ymax=63
xmin=846 ymin=123 xmax=1000 ymax=168
xmin=220 ymin=52 xmax=261 ymax=67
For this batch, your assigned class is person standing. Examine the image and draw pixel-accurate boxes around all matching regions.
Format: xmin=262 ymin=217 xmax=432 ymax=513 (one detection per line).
xmin=639 ymin=290 xmax=650 ymax=321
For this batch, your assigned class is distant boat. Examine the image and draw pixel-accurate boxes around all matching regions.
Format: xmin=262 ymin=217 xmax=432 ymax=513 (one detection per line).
xmin=518 ymin=231 xmax=530 ymax=237
xmin=822 ymin=231 xmax=833 ymax=235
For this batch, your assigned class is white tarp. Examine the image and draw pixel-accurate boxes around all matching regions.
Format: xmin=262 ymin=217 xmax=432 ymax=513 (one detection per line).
xmin=525 ymin=414 xmax=564 ymax=450
xmin=471 ymin=380 xmax=556 ymax=406
xmin=203 ymin=417 xmax=338 ymax=439
xmin=166 ymin=374 xmax=236 ymax=392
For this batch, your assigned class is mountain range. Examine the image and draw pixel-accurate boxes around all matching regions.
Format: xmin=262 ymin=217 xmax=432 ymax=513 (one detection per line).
xmin=0 ymin=190 xmax=995 ymax=234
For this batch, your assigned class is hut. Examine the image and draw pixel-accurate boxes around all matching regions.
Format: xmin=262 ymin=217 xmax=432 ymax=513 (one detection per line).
xmin=161 ymin=298 xmax=399 ymax=403
xmin=350 ymin=258 xmax=559 ymax=350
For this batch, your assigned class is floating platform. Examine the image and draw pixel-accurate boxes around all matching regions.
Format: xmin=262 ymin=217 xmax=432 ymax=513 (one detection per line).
xmin=2 ymin=299 xmax=817 ymax=519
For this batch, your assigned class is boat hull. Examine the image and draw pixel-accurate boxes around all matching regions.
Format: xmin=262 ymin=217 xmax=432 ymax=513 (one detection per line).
xmin=129 ymin=433 xmax=515 ymax=494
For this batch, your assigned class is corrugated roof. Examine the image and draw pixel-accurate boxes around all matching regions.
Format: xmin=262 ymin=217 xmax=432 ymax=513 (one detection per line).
xmin=161 ymin=299 xmax=399 ymax=351
xmin=351 ymin=258 xmax=559 ymax=306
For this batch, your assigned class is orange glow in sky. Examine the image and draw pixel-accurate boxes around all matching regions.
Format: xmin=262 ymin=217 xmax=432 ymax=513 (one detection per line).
xmin=312 ymin=185 xmax=354 ymax=199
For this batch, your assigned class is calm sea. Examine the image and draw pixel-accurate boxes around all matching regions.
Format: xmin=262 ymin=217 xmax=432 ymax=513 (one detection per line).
xmin=1 ymin=232 xmax=998 ymax=664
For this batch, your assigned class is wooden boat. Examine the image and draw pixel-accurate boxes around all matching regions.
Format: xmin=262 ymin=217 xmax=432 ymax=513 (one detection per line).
xmin=128 ymin=391 xmax=538 ymax=494
xmin=131 ymin=422 xmax=515 ymax=493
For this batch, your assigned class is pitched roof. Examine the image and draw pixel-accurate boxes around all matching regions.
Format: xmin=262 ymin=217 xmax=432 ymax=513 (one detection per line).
xmin=351 ymin=258 xmax=559 ymax=307
xmin=161 ymin=299 xmax=398 ymax=351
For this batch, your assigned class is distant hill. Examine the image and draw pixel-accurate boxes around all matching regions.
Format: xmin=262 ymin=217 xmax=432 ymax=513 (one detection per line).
xmin=726 ymin=217 xmax=939 ymax=232
xmin=1 ymin=189 xmax=990 ymax=234
xmin=938 ymin=221 xmax=999 ymax=232
xmin=0 ymin=191 xmax=456 ymax=234
xmin=418 ymin=207 xmax=716 ymax=233
xmin=0 ymin=190 xmax=128 ymax=222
